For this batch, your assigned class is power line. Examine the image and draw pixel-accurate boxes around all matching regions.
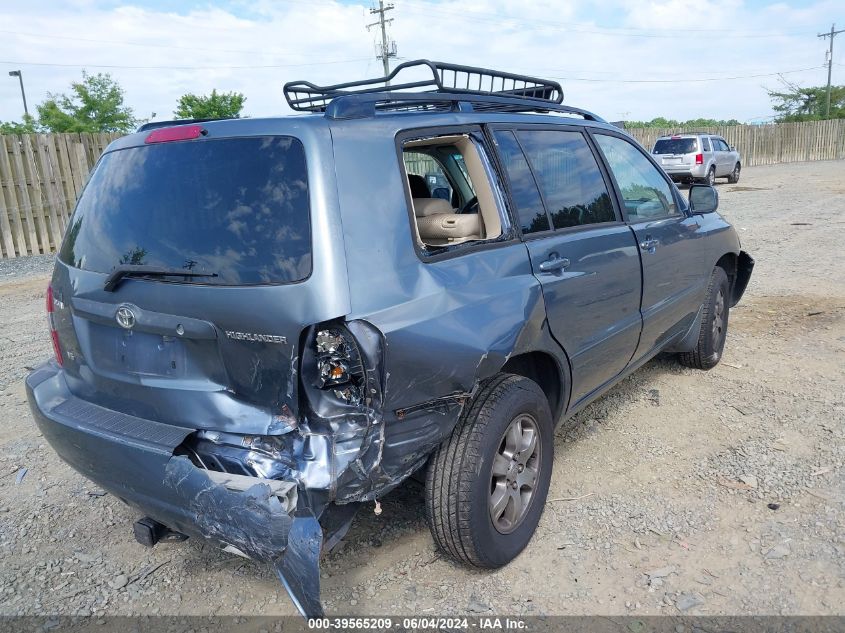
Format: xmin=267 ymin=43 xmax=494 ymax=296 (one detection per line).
xmin=0 ymin=58 xmax=373 ymax=70
xmin=0 ymin=29 xmax=315 ymax=57
xmin=818 ymin=23 xmax=845 ymax=116
xmin=546 ymin=66 xmax=821 ymax=84
xmin=396 ymin=1 xmax=814 ymax=39
xmin=0 ymin=60 xmax=820 ymax=84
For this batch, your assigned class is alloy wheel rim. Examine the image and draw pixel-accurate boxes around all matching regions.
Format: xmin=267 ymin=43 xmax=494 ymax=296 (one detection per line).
xmin=489 ymin=413 xmax=541 ymax=534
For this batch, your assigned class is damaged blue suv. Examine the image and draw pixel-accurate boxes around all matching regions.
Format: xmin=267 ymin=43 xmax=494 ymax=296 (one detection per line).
xmin=26 ymin=61 xmax=753 ymax=616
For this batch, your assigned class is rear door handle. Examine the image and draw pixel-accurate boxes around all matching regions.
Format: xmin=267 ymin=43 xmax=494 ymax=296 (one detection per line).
xmin=538 ymin=254 xmax=570 ymax=273
xmin=640 ymin=237 xmax=659 ymax=252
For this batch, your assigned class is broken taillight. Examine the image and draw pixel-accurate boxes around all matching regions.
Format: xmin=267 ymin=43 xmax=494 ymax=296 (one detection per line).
xmin=46 ymin=285 xmax=63 ymax=366
xmin=313 ymin=327 xmax=363 ymax=405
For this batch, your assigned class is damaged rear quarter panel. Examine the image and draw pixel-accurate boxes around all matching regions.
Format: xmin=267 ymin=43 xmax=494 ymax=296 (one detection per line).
xmin=329 ymin=120 xmax=560 ymax=495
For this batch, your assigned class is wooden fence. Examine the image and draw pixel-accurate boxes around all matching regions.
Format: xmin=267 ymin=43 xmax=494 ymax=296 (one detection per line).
xmin=626 ymin=119 xmax=845 ymax=166
xmin=1 ymin=120 xmax=844 ymax=259
xmin=0 ymin=133 xmax=119 ymax=259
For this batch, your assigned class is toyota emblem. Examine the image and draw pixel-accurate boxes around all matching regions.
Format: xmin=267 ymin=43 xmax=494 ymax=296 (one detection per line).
xmin=116 ymin=306 xmax=136 ymax=330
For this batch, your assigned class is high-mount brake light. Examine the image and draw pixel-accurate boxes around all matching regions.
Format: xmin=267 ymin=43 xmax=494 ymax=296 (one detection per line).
xmin=46 ymin=285 xmax=63 ymax=366
xmin=145 ymin=124 xmax=204 ymax=144
xmin=695 ymin=153 xmax=704 ymax=165
xmin=671 ymin=135 xmax=681 ymax=139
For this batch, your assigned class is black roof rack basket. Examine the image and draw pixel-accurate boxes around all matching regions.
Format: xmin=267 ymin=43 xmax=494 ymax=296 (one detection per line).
xmin=283 ymin=60 xmax=564 ymax=113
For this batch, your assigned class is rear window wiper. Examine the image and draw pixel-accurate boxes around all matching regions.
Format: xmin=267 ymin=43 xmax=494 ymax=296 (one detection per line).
xmin=104 ymin=265 xmax=219 ymax=292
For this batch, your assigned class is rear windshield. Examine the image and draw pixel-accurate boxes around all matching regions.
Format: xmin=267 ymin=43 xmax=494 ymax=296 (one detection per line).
xmin=653 ymin=138 xmax=698 ymax=155
xmin=60 ymin=136 xmax=311 ymax=285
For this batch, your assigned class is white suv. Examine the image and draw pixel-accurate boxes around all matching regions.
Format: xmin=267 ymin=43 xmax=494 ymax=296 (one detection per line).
xmin=652 ymin=133 xmax=741 ymax=185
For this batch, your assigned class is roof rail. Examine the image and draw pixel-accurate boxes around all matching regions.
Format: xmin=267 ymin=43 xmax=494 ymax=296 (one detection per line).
xmin=323 ymin=91 xmax=604 ymax=122
xmin=283 ymin=60 xmax=564 ymax=113
xmin=136 ymin=117 xmax=234 ymax=132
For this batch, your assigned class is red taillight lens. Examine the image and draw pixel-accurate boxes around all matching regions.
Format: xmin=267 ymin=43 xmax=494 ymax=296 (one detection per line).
xmin=695 ymin=153 xmax=704 ymax=165
xmin=46 ymin=284 xmax=63 ymax=366
xmin=145 ymin=124 xmax=204 ymax=144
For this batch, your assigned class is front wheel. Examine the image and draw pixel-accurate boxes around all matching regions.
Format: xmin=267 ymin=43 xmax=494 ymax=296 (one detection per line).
xmin=425 ymin=374 xmax=553 ymax=568
xmin=679 ymin=266 xmax=730 ymax=370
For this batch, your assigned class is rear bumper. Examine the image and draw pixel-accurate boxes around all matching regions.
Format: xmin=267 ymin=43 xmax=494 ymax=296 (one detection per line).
xmin=25 ymin=361 xmax=326 ymax=614
xmin=662 ymin=164 xmax=706 ymax=179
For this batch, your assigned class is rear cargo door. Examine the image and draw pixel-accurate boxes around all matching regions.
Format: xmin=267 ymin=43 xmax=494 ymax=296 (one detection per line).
xmin=49 ymin=128 xmax=347 ymax=433
xmin=653 ymin=137 xmax=697 ymax=169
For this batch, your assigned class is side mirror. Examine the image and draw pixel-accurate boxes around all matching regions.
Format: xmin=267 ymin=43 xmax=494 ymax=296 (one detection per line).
xmin=689 ymin=184 xmax=719 ymax=214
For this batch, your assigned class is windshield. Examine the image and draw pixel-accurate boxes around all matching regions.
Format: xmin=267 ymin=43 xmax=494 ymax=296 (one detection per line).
xmin=60 ymin=136 xmax=311 ymax=286
xmin=653 ymin=138 xmax=698 ymax=155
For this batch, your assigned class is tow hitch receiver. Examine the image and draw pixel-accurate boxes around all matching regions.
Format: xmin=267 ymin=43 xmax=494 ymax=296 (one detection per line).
xmin=133 ymin=516 xmax=188 ymax=547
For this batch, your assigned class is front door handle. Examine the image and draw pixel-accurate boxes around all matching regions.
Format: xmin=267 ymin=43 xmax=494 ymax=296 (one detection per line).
xmin=640 ymin=237 xmax=659 ymax=252
xmin=538 ymin=254 xmax=570 ymax=273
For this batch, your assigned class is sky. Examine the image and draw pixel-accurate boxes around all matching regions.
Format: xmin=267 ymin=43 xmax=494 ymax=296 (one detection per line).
xmin=1 ymin=0 xmax=842 ymax=125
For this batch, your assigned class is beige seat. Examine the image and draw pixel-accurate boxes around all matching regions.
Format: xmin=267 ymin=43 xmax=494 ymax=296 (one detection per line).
xmin=411 ymin=197 xmax=481 ymax=243
xmin=416 ymin=213 xmax=481 ymax=244
xmin=412 ymin=198 xmax=453 ymax=217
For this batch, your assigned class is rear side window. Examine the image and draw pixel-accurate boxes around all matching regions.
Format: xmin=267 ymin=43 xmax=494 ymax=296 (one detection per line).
xmin=60 ymin=136 xmax=311 ymax=285
xmin=493 ymin=130 xmax=549 ymax=234
xmin=653 ymin=138 xmax=697 ymax=154
xmin=516 ymin=130 xmax=616 ymax=230
xmin=701 ymin=137 xmax=711 ymax=151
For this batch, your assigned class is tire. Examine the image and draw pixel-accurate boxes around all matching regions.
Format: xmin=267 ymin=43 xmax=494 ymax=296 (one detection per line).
xmin=425 ymin=373 xmax=553 ymax=568
xmin=704 ymin=166 xmax=716 ymax=186
xmin=679 ymin=266 xmax=730 ymax=370
xmin=727 ymin=163 xmax=741 ymax=184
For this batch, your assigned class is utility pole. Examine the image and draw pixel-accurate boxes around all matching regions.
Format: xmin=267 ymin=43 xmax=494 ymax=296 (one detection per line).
xmin=818 ymin=23 xmax=844 ymax=117
xmin=366 ymin=1 xmax=396 ymax=81
xmin=8 ymin=70 xmax=28 ymax=117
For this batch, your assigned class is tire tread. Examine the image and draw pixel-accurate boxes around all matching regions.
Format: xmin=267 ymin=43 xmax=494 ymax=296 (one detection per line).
xmin=425 ymin=374 xmax=534 ymax=568
xmin=679 ymin=266 xmax=728 ymax=370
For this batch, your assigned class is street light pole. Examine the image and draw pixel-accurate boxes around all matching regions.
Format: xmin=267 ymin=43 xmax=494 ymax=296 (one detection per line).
xmin=8 ymin=70 xmax=29 ymax=117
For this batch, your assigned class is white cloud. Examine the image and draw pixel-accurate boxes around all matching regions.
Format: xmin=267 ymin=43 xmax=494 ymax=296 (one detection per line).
xmin=0 ymin=0 xmax=839 ymax=124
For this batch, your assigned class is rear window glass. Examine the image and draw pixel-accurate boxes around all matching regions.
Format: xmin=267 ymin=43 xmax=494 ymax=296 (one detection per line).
xmin=653 ymin=138 xmax=697 ymax=154
xmin=60 ymin=136 xmax=311 ymax=285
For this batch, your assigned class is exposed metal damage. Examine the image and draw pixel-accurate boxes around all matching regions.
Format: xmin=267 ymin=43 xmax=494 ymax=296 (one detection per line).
xmin=156 ymin=318 xmax=467 ymax=617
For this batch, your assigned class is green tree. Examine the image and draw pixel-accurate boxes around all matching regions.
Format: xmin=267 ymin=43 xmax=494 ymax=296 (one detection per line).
xmin=625 ymin=117 xmax=741 ymax=128
xmin=0 ymin=114 xmax=37 ymax=135
xmin=174 ymin=90 xmax=246 ymax=120
xmin=768 ymin=85 xmax=845 ymax=121
xmin=36 ymin=71 xmax=139 ymax=133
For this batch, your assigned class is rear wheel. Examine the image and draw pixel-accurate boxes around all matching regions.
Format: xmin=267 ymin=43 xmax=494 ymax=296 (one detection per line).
xmin=679 ymin=266 xmax=730 ymax=370
xmin=425 ymin=374 xmax=553 ymax=568
xmin=704 ymin=166 xmax=716 ymax=186
xmin=727 ymin=163 xmax=741 ymax=184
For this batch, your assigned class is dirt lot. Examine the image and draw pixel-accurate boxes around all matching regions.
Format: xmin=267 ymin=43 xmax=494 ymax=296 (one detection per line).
xmin=0 ymin=160 xmax=843 ymax=618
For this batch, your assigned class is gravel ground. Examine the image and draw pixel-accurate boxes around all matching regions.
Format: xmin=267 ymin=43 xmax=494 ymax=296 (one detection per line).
xmin=0 ymin=160 xmax=843 ymax=617
xmin=0 ymin=253 xmax=55 ymax=283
